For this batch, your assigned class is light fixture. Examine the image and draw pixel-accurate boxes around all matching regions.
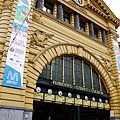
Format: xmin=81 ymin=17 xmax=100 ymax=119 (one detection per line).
xmin=105 ymin=100 xmax=108 ymax=103
xmin=99 ymin=98 xmax=102 ymax=103
xmin=48 ymin=89 xmax=52 ymax=94
xmin=36 ymin=87 xmax=41 ymax=92
xmin=68 ymin=92 xmax=72 ymax=98
xmin=77 ymin=94 xmax=80 ymax=99
xmin=58 ymin=91 xmax=62 ymax=96
xmin=92 ymin=97 xmax=95 ymax=102
xmin=85 ymin=96 xmax=88 ymax=100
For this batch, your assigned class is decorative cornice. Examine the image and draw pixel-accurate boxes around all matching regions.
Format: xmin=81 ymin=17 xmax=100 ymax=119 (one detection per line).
xmin=4 ymin=1 xmax=13 ymax=10
xmin=87 ymin=3 xmax=119 ymax=28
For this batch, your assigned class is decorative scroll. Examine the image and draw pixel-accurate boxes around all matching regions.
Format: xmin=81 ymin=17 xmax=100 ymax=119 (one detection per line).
xmin=30 ymin=30 xmax=54 ymax=48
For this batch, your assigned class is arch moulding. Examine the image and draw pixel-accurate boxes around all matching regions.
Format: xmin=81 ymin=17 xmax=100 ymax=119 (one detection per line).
xmin=26 ymin=43 xmax=119 ymax=115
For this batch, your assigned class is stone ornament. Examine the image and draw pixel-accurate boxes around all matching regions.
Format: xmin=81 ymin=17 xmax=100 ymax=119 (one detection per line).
xmin=32 ymin=14 xmax=43 ymax=24
xmin=30 ymin=30 xmax=54 ymax=48
xmin=4 ymin=1 xmax=13 ymax=9
xmin=100 ymin=55 xmax=112 ymax=72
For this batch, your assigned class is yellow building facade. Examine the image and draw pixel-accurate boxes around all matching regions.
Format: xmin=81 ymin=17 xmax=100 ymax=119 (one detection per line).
xmin=0 ymin=0 xmax=120 ymax=120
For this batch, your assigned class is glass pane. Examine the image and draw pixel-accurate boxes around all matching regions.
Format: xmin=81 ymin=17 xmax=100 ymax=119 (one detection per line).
xmin=40 ymin=63 xmax=50 ymax=79
xmin=63 ymin=12 xmax=70 ymax=24
xmin=101 ymin=81 xmax=107 ymax=93
xmin=80 ymin=21 xmax=85 ymax=32
xmin=74 ymin=58 xmax=82 ymax=86
xmin=64 ymin=56 xmax=72 ymax=84
xmin=84 ymin=62 xmax=91 ymax=89
xmin=44 ymin=1 xmax=53 ymax=14
xmin=52 ymin=57 xmax=62 ymax=82
xmin=92 ymin=69 xmax=100 ymax=91
xmin=94 ymin=28 xmax=98 ymax=39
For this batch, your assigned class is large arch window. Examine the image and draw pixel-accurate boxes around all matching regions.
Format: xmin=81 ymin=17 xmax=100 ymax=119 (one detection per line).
xmin=39 ymin=55 xmax=107 ymax=92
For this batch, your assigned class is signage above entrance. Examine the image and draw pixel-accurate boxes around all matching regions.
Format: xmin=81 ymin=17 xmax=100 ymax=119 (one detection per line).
xmin=53 ymin=81 xmax=103 ymax=95
xmin=34 ymin=92 xmax=110 ymax=110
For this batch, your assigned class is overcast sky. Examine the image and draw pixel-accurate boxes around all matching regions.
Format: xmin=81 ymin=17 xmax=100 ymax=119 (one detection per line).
xmin=103 ymin=0 xmax=120 ymax=41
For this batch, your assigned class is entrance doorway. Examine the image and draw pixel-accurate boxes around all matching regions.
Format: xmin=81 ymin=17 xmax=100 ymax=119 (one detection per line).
xmin=32 ymin=101 xmax=110 ymax=120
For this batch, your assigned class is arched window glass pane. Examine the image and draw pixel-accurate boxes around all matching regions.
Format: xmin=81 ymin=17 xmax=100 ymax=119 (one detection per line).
xmin=101 ymin=81 xmax=107 ymax=93
xmin=74 ymin=58 xmax=82 ymax=86
xmin=40 ymin=63 xmax=50 ymax=79
xmin=92 ymin=69 xmax=100 ymax=91
xmin=84 ymin=62 xmax=91 ymax=89
xmin=52 ymin=57 xmax=62 ymax=82
xmin=64 ymin=56 xmax=72 ymax=84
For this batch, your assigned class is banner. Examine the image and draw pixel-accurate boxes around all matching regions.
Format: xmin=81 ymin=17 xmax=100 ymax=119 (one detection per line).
xmin=113 ymin=40 xmax=120 ymax=79
xmin=2 ymin=0 xmax=31 ymax=88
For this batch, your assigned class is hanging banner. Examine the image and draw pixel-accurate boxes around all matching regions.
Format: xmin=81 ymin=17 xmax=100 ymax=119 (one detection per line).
xmin=2 ymin=0 xmax=31 ymax=88
xmin=113 ymin=40 xmax=120 ymax=79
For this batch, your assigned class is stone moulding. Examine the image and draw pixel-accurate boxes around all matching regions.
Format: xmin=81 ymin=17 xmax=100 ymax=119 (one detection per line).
xmin=30 ymin=29 xmax=54 ymax=48
xmin=4 ymin=1 xmax=13 ymax=10
xmin=32 ymin=13 xmax=43 ymax=24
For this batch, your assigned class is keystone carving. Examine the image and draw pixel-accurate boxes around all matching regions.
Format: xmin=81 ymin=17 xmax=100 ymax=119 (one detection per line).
xmin=100 ymin=55 xmax=112 ymax=72
xmin=30 ymin=30 xmax=54 ymax=48
xmin=4 ymin=1 xmax=13 ymax=9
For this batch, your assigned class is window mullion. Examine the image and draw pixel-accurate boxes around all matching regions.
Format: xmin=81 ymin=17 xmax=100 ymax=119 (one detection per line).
xmin=82 ymin=60 xmax=85 ymax=87
xmin=72 ymin=56 xmax=75 ymax=85
xmin=62 ymin=56 xmax=64 ymax=82
xmin=50 ymin=61 xmax=52 ymax=80
xmin=99 ymin=75 xmax=102 ymax=91
xmin=91 ymin=66 xmax=94 ymax=89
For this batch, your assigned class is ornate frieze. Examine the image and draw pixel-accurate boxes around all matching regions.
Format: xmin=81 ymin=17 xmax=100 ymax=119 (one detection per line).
xmin=30 ymin=30 xmax=54 ymax=48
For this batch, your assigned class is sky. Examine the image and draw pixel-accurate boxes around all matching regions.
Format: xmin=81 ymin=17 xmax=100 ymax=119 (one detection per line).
xmin=103 ymin=0 xmax=120 ymax=41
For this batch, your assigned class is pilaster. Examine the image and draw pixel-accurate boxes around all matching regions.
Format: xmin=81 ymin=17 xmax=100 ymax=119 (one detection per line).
xmin=107 ymin=31 xmax=120 ymax=117
xmin=70 ymin=13 xmax=74 ymax=27
xmin=98 ymin=29 xmax=102 ymax=42
xmin=85 ymin=21 xmax=89 ymax=35
xmin=53 ymin=3 xmax=57 ymax=18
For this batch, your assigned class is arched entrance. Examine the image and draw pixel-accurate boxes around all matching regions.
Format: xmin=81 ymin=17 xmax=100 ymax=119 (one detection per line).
xmin=33 ymin=55 xmax=110 ymax=120
xmin=25 ymin=43 xmax=119 ymax=119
